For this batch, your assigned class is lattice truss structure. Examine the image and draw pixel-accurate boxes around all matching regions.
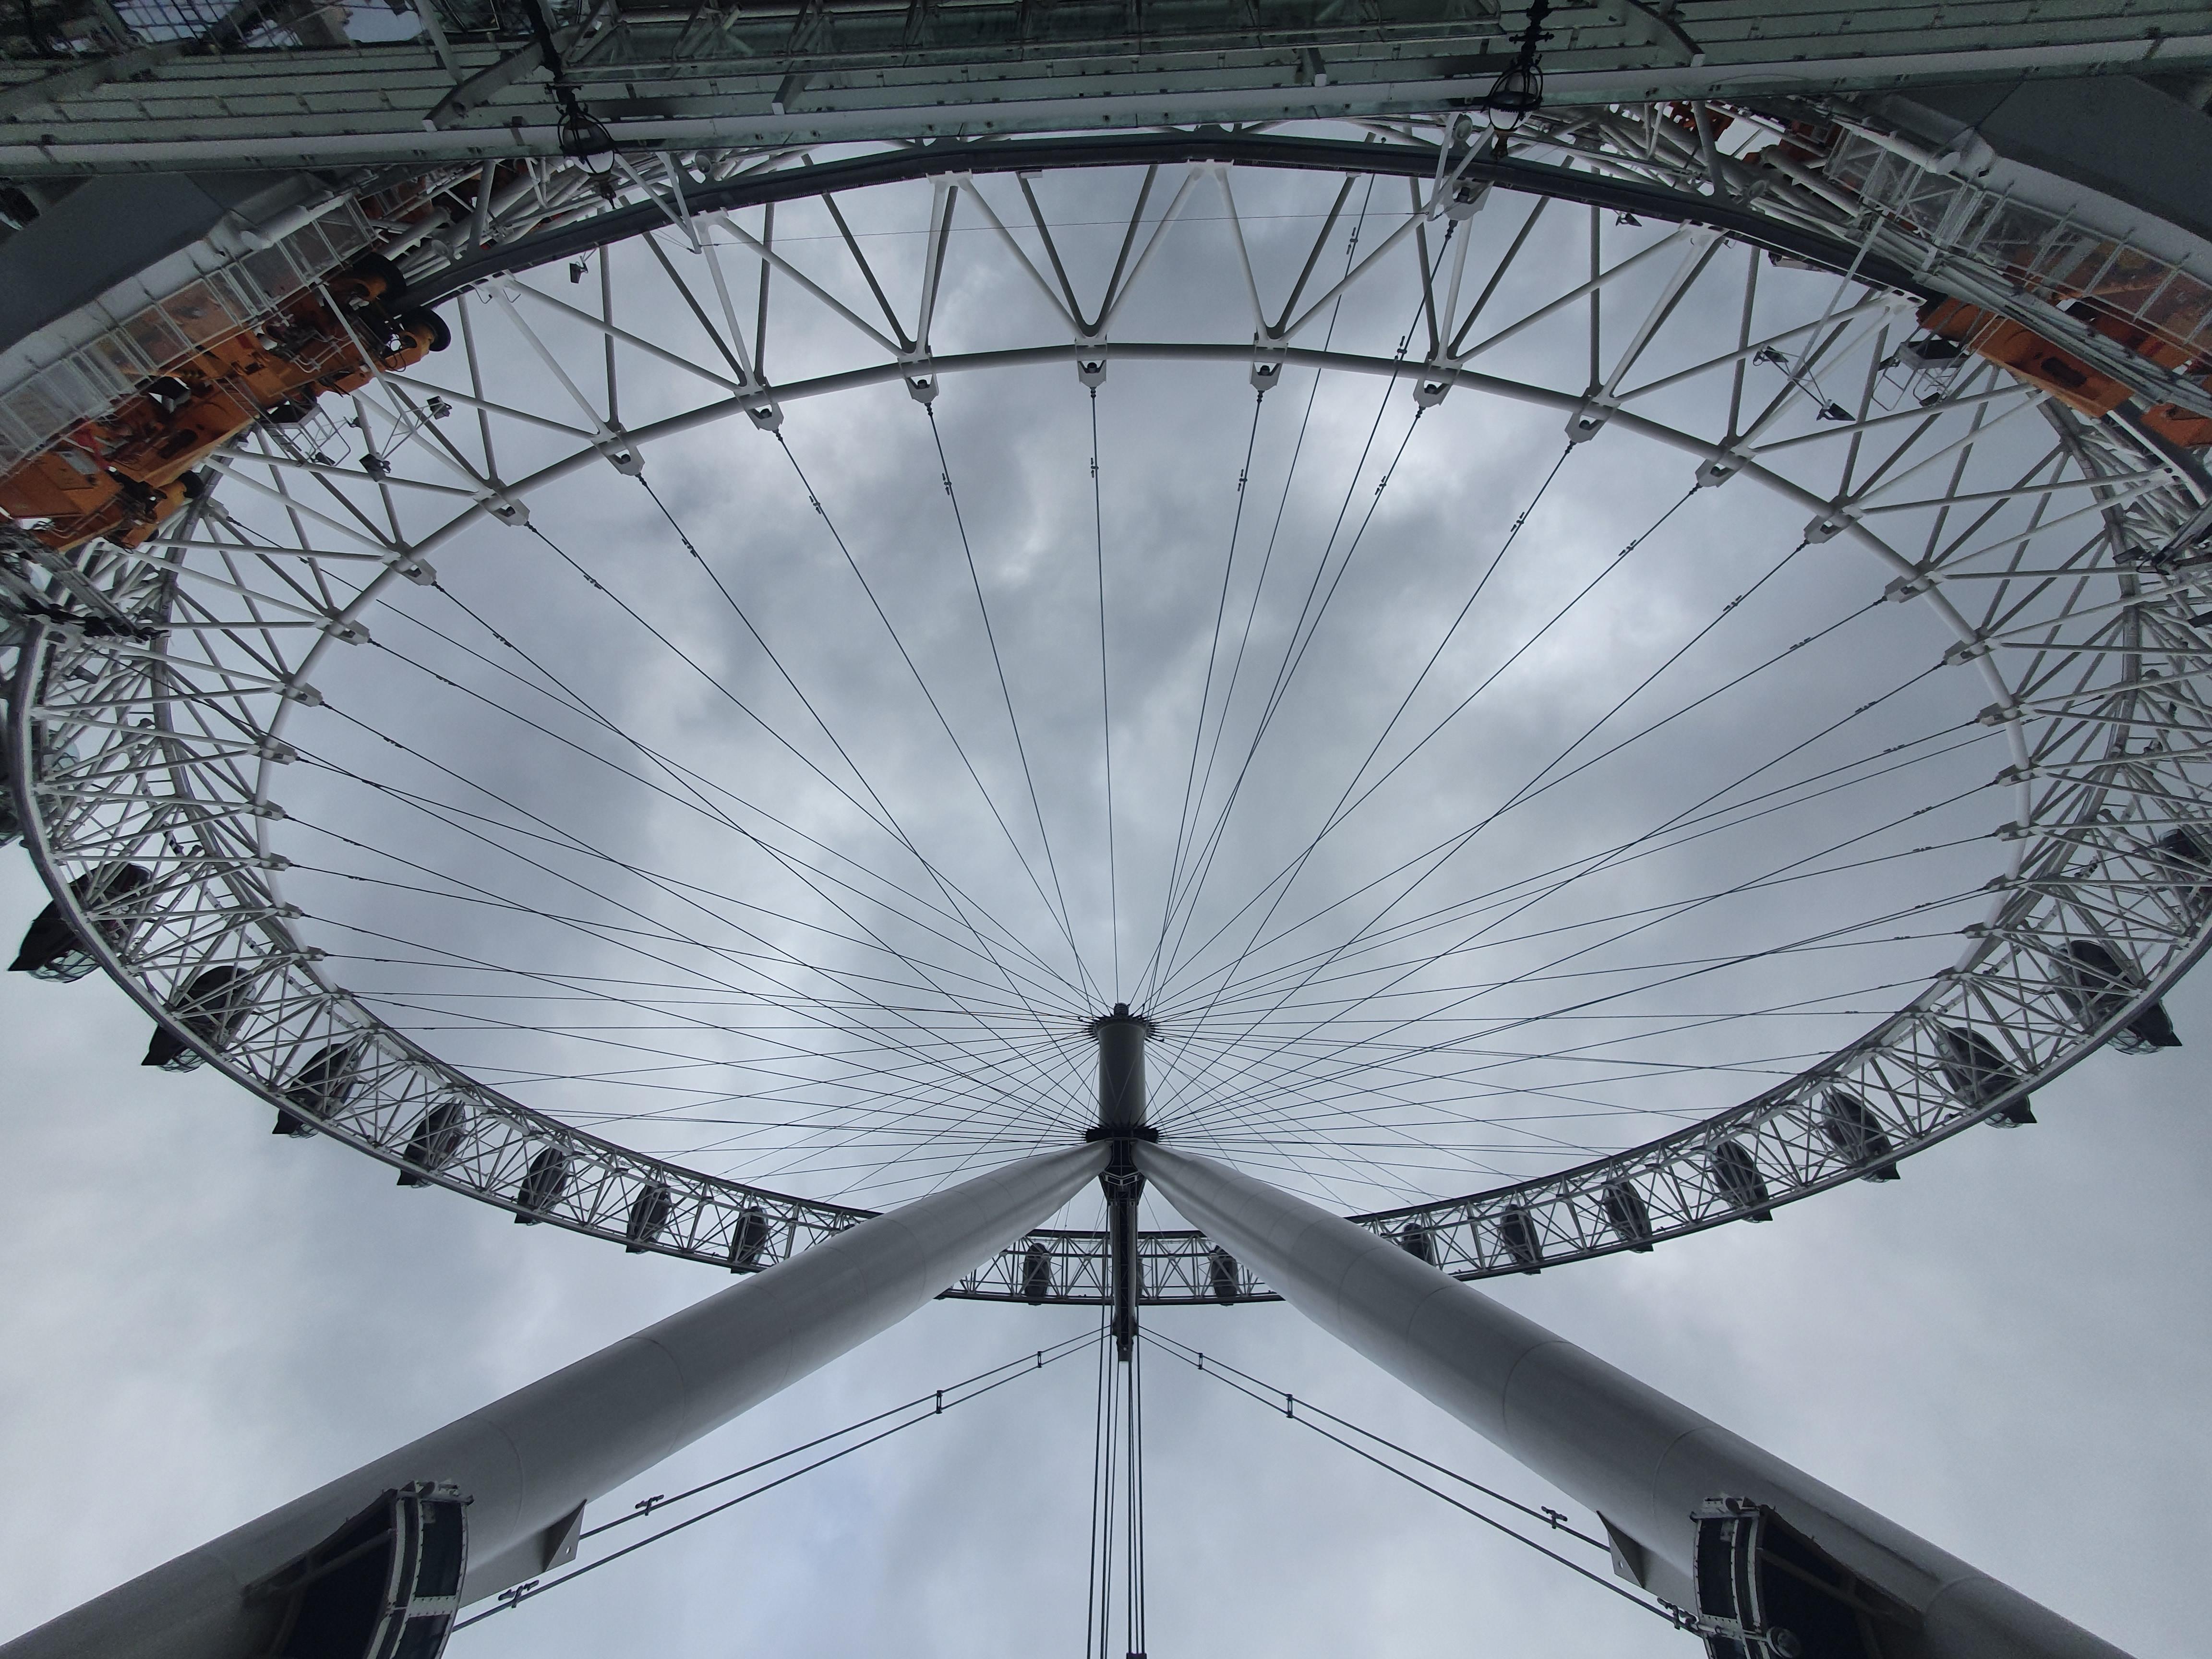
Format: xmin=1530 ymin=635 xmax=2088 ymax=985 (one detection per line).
xmin=5 ymin=114 xmax=2211 ymax=1305
xmin=4 ymin=0 xmax=2211 ymax=166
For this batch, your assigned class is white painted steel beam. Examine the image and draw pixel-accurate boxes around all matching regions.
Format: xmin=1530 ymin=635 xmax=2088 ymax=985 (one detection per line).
xmin=0 ymin=1141 xmax=1106 ymax=1659
xmin=1137 ymin=1142 xmax=2132 ymax=1659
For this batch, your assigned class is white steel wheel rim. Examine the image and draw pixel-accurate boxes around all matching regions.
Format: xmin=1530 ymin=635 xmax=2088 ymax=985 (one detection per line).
xmin=12 ymin=141 xmax=2212 ymax=1301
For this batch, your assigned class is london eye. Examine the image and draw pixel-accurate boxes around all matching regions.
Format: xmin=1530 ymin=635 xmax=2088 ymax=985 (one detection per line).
xmin=2 ymin=9 xmax=2208 ymax=1659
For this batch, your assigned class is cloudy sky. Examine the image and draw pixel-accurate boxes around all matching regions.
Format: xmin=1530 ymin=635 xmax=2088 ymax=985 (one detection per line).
xmin=2 ymin=156 xmax=2204 ymax=1659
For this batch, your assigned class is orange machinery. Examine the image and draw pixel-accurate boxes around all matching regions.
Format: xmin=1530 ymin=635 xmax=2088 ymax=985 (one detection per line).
xmin=1916 ymin=296 xmax=2212 ymax=448
xmin=0 ymin=255 xmax=449 ymax=553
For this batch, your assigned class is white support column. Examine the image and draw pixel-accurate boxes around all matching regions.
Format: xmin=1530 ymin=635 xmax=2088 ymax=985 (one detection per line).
xmin=1137 ymin=1143 xmax=2131 ymax=1659
xmin=4 ymin=1143 xmax=1106 ymax=1659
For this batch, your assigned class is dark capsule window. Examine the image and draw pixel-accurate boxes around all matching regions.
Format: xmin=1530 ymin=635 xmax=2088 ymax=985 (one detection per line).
xmin=625 ymin=1183 xmax=673 ymax=1252
xmin=1022 ymin=1240 xmax=1053 ymax=1304
xmin=2056 ymin=939 xmax=2180 ymax=1054
xmin=727 ymin=1205 xmax=771 ymax=1271
xmin=1601 ymin=1179 xmax=1653 ymax=1251
xmin=145 ymin=962 xmax=254 ymax=1070
xmin=1207 ymin=1246 xmax=1240 ymax=1305
xmin=1819 ymin=1088 xmax=1899 ymax=1181
xmin=276 ymin=1040 xmax=362 ymax=1137
xmin=2153 ymin=826 xmax=2212 ymax=919
xmin=1710 ymin=1139 xmax=1773 ymax=1221
xmin=515 ymin=1147 xmax=568 ymax=1222
xmin=1398 ymin=1223 xmax=1435 ymax=1265
xmin=1496 ymin=1206 xmax=1542 ymax=1274
xmin=1936 ymin=1025 xmax=2033 ymax=1123
xmin=11 ymin=862 xmax=153 ymax=981
xmin=397 ymin=1099 xmax=470 ymax=1186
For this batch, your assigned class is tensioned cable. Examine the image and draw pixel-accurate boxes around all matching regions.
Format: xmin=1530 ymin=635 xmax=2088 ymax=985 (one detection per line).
xmin=1090 ymin=386 xmax=1122 ymax=998
xmin=1148 ymin=442 xmax=1584 ymax=1117
xmin=1150 ymin=264 xmax=1448 ymax=1001
xmin=1133 ymin=178 xmax=1379 ymax=1007
xmin=460 ymin=507 xmax=1093 ymax=1036
xmin=285 ymin=736 xmax=1092 ymax=1131
xmin=1153 ymin=759 xmax=1994 ymax=1155
xmin=926 ymin=401 xmax=1100 ymax=1005
xmin=1135 ymin=389 xmax=1267 ymax=1008
xmin=453 ymin=1330 xmax=1101 ymax=1635
xmin=1084 ymin=1297 xmax=1118 ymax=1659
xmin=1142 ymin=1333 xmax=1684 ymax=1627
xmin=1150 ymin=481 xmax=1696 ymax=1022
xmin=1150 ymin=677 xmax=1972 ymax=1027
xmin=629 ymin=458 xmax=1103 ymax=1128
xmin=356 ymin=620 xmax=1087 ymax=1020
xmin=275 ymin=775 xmax=1098 ymax=1170
xmin=768 ymin=431 xmax=1095 ymax=1017
xmin=515 ymin=514 xmax=1093 ymax=1101
xmin=1150 ymin=526 xmax=1826 ymax=1125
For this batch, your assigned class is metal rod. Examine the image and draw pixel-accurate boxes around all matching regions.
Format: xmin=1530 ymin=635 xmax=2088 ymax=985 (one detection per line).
xmin=1136 ymin=1142 xmax=2134 ymax=1659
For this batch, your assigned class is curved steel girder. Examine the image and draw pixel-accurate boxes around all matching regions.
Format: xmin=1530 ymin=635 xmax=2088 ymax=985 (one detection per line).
xmin=420 ymin=130 xmax=1933 ymax=311
xmin=12 ymin=149 xmax=2212 ymax=1303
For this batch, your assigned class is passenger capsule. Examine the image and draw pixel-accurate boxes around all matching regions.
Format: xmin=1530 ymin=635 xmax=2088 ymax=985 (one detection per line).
xmin=2055 ymin=939 xmax=2181 ymax=1053
xmin=396 ymin=1098 xmax=469 ymax=1185
xmin=1495 ymin=1206 xmax=1542 ymax=1273
xmin=144 ymin=963 xmax=254 ymax=1070
xmin=1819 ymin=1088 xmax=1899 ymax=1181
xmin=1398 ymin=1222 xmax=1435 ymax=1265
xmin=1936 ymin=1025 xmax=2033 ymax=1124
xmin=1600 ymin=1179 xmax=1654 ymax=1250
xmin=1207 ymin=1245 xmax=1240 ymax=1304
xmin=275 ymin=1040 xmax=361 ymax=1136
xmin=625 ymin=1182 xmax=673 ymax=1252
xmin=726 ymin=1204 xmax=771 ymax=1271
xmin=1022 ymin=1240 xmax=1053 ymax=1304
xmin=515 ymin=1146 xmax=569 ymax=1222
xmin=10 ymin=862 xmax=153 ymax=980
xmin=2152 ymin=825 xmax=2212 ymax=921
xmin=1710 ymin=1139 xmax=1773 ymax=1220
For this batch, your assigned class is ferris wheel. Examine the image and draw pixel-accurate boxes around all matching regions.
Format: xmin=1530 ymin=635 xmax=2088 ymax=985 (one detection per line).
xmin=1 ymin=87 xmax=2206 ymax=1659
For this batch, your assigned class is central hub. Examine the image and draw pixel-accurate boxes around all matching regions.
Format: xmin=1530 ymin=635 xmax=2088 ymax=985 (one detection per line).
xmin=1086 ymin=1003 xmax=1155 ymax=1359
xmin=1087 ymin=1001 xmax=1156 ymax=1136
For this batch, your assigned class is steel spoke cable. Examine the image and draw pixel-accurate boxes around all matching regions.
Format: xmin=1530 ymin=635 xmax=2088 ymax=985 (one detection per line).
xmin=483 ymin=510 xmax=1089 ymax=1015
xmin=1142 ymin=393 xmax=1443 ymax=1202
xmin=1145 ymin=493 xmax=1717 ymax=1125
xmin=298 ymin=907 xmax=1083 ymax=1159
xmin=1136 ymin=182 xmax=1374 ymax=1003
xmin=769 ymin=430 xmax=1101 ymax=1029
xmin=1142 ymin=1333 xmax=1683 ymax=1627
xmin=280 ymin=780 xmax=1096 ymax=1139
xmin=642 ymin=457 xmax=1103 ymax=1017
xmin=1155 ymin=778 xmax=1994 ymax=1136
xmin=1160 ymin=775 xmax=1984 ymax=1034
xmin=1148 ymin=705 xmax=1983 ymax=1025
xmin=286 ymin=738 xmax=1088 ymax=1098
xmin=1148 ymin=440 xmax=1585 ymax=1099
xmin=1163 ymin=767 xmax=1996 ymax=1132
xmin=926 ymin=400 xmax=1100 ymax=1002
xmin=356 ymin=993 xmax=1076 ymax=1130
xmin=1148 ymin=526 xmax=1854 ymax=1118
xmin=454 ymin=1332 xmax=1103 ymax=1635
xmin=1152 ymin=334 xmax=1433 ymax=1003
xmin=394 ymin=574 xmax=1076 ymax=999
xmin=303 ymin=674 xmax=1098 ymax=1120
xmin=1131 ymin=390 xmax=1267 ymax=1009
xmin=1149 ymin=482 xmax=1698 ymax=1022
xmin=1162 ymin=879 xmax=1989 ymax=1146
xmin=1089 ymin=385 xmax=1123 ymax=997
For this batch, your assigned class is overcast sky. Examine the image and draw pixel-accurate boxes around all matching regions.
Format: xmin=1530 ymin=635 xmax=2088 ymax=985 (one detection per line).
xmin=2 ymin=159 xmax=2204 ymax=1659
